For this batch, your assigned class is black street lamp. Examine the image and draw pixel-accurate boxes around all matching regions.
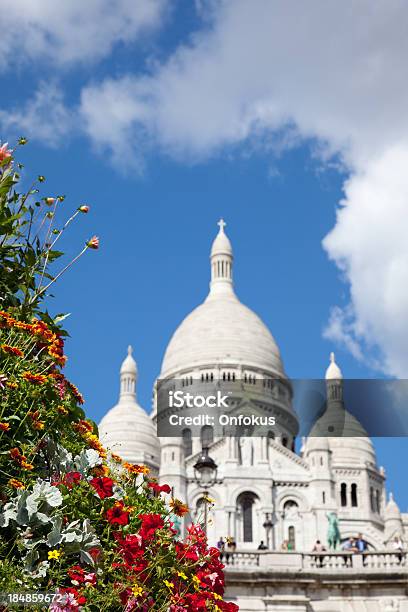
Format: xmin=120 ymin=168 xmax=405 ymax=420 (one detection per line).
xmin=193 ymin=446 xmax=218 ymax=535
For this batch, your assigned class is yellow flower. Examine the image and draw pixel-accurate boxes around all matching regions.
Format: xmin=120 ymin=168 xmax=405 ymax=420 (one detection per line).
xmin=203 ymin=494 xmax=215 ymax=504
xmin=131 ymin=585 xmax=143 ymax=597
xmin=212 ymin=592 xmax=222 ymax=600
xmin=192 ymin=575 xmax=201 ymax=590
xmin=48 ymin=549 xmax=62 ymax=560
xmin=177 ymin=571 xmax=188 ymax=580
xmin=163 ymin=580 xmax=174 ymax=590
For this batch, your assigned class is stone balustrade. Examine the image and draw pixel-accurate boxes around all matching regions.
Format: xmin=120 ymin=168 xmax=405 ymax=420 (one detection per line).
xmin=222 ymin=549 xmax=407 ymax=572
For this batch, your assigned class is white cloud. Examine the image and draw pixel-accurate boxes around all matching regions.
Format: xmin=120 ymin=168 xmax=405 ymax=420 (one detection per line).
xmin=0 ymin=0 xmax=166 ymax=68
xmin=78 ymin=0 xmax=408 ymax=375
xmin=0 ymin=83 xmax=72 ymax=146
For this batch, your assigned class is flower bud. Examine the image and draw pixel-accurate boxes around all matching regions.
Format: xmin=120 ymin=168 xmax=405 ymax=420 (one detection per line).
xmin=45 ymin=197 xmax=55 ymax=205
xmin=78 ymin=205 xmax=90 ymax=214
xmin=86 ymin=236 xmax=99 ymax=250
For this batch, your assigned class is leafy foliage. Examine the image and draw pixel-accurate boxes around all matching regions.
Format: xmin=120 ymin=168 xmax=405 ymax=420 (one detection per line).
xmin=0 ymin=143 xmax=238 ymax=611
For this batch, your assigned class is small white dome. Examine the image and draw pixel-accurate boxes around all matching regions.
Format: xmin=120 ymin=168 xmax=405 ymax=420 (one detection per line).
xmin=306 ymin=354 xmax=377 ymax=466
xmin=325 ymin=352 xmax=343 ymax=380
xmin=99 ymin=348 xmax=160 ymax=470
xmin=120 ymin=345 xmax=137 ymax=375
xmin=385 ymin=493 xmax=401 ymax=519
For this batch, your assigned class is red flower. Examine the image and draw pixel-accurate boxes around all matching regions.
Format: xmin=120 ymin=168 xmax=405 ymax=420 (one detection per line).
xmin=105 ymin=502 xmax=129 ymax=526
xmin=139 ymin=514 xmax=164 ymax=541
xmin=63 ymin=472 xmax=82 ymax=489
xmin=147 ymin=481 xmax=171 ymax=495
xmin=67 ymin=565 xmax=96 ymax=586
xmin=89 ymin=476 xmax=114 ymax=499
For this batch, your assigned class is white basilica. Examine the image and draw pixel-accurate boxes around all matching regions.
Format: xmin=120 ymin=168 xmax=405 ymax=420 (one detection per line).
xmin=99 ymin=222 xmax=408 ymax=612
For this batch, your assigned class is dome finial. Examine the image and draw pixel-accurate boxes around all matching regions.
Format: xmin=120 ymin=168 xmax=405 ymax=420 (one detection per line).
xmin=218 ymin=218 xmax=226 ymax=233
xmin=120 ymin=344 xmax=137 ymax=401
xmin=325 ymin=351 xmax=343 ymax=380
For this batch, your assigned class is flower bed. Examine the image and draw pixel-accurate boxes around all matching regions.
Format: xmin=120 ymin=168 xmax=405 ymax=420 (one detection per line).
xmin=0 ymin=142 xmax=238 ymax=611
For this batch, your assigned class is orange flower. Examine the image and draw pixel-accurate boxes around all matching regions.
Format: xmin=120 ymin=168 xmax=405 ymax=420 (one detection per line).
xmin=6 ymin=381 xmax=18 ymax=389
xmin=67 ymin=381 xmax=84 ymax=404
xmin=8 ymin=478 xmax=25 ymax=489
xmin=0 ymin=422 xmax=10 ymax=431
xmin=123 ymin=463 xmax=150 ymax=475
xmin=10 ymin=447 xmax=21 ymax=460
xmin=0 ymin=311 xmax=15 ymax=328
xmin=92 ymin=464 xmax=110 ymax=477
xmin=57 ymin=405 xmax=69 ymax=415
xmin=84 ymin=433 xmax=107 ymax=459
xmin=21 ymin=460 xmax=34 ymax=471
xmin=111 ymin=453 xmax=122 ymax=463
xmin=32 ymin=420 xmax=45 ymax=431
xmin=73 ymin=420 xmax=94 ymax=435
xmin=1 ymin=344 xmax=24 ymax=357
xmin=22 ymin=371 xmax=47 ymax=385
xmin=169 ymin=498 xmax=189 ymax=517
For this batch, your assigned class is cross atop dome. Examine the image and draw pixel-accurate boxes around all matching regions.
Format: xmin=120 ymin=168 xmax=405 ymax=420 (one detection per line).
xmin=217 ymin=218 xmax=226 ymax=232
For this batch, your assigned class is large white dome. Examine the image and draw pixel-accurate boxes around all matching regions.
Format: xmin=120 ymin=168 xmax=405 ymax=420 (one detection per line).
xmin=160 ymin=220 xmax=284 ymax=378
xmin=161 ymin=293 xmax=283 ymax=377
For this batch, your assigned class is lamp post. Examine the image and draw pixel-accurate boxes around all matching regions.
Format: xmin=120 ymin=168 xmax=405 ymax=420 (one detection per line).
xmin=193 ymin=445 xmax=218 ymax=535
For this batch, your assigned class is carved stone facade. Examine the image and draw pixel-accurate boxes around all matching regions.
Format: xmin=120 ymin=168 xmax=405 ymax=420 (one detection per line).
xmin=100 ymin=222 xmax=408 ymax=610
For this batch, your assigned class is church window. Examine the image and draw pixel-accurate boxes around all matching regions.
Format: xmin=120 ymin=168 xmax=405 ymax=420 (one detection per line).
xmin=283 ymin=500 xmax=299 ymax=514
xmin=351 ymin=483 xmax=358 ymax=507
xmin=182 ymin=428 xmax=192 ymax=457
xmin=340 ymin=483 xmax=347 ymax=507
xmin=201 ymin=425 xmax=214 ymax=447
xmin=370 ymin=486 xmax=375 ymax=511
xmin=320 ymin=456 xmax=324 ymax=466
xmin=322 ymin=491 xmax=326 ymax=504
xmin=237 ymin=492 xmax=257 ymax=542
xmin=171 ymin=451 xmax=175 ymax=461
xmin=375 ymin=489 xmax=381 ymax=513
xmin=288 ymin=526 xmax=296 ymax=550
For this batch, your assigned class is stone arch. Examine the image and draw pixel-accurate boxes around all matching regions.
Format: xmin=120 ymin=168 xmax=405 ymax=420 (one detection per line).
xmin=276 ymin=489 xmax=310 ymax=513
xmin=236 ymin=491 xmax=261 ymax=544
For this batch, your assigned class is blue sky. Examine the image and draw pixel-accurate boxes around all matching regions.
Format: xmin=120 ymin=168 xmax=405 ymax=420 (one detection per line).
xmin=2 ymin=0 xmax=407 ymax=509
